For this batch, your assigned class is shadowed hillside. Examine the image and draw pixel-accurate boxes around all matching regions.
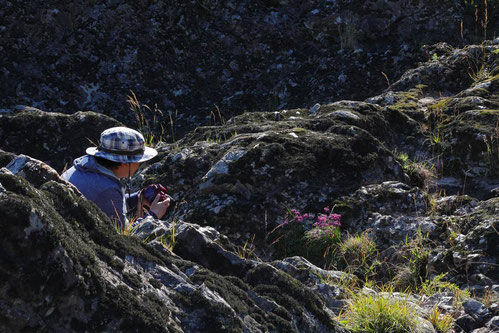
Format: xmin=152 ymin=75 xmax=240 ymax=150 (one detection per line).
xmin=1 ymin=0 xmax=498 ymax=137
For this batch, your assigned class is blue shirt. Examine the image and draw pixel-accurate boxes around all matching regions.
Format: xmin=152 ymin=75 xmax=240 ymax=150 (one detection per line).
xmin=61 ymin=155 xmax=137 ymax=227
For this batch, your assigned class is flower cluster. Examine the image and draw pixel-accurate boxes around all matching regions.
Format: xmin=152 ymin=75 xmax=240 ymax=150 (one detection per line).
xmin=310 ymin=207 xmax=341 ymax=241
xmin=271 ymin=206 xmax=342 ymax=265
xmin=314 ymin=208 xmax=341 ymax=228
xmin=284 ymin=209 xmax=309 ymax=224
xmin=283 ymin=207 xmax=341 ymax=235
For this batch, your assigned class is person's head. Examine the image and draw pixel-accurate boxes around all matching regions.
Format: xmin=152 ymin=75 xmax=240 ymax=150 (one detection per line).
xmin=86 ymin=127 xmax=158 ymax=178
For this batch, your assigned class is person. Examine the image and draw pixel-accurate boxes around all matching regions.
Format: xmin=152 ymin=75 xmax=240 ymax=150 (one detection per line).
xmin=62 ymin=126 xmax=169 ymax=228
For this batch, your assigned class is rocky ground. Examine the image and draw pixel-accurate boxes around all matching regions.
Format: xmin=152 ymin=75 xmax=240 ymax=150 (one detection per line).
xmin=1 ymin=0 xmax=498 ymax=137
xmin=1 ymin=37 xmax=498 ymax=332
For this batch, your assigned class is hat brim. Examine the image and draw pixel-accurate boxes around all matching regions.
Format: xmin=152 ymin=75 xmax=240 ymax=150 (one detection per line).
xmin=86 ymin=146 xmax=158 ymax=163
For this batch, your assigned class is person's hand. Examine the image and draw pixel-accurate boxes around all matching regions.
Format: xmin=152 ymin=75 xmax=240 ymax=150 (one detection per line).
xmin=149 ymin=193 xmax=170 ymax=219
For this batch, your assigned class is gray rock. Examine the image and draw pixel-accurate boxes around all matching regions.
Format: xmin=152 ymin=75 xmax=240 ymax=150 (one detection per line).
xmin=309 ymin=103 xmax=321 ymax=115
xmin=464 ymin=299 xmax=490 ymax=322
xmin=330 ymin=110 xmax=361 ymax=121
xmin=417 ymin=317 xmax=437 ymax=333
xmin=456 ymin=313 xmax=481 ymax=332
xmin=472 ymin=328 xmax=493 ymax=333
xmin=486 ymin=316 xmax=499 ymax=331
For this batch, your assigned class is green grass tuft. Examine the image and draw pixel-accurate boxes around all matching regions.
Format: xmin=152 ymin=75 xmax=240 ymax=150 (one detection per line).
xmin=428 ymin=306 xmax=453 ymax=333
xmin=340 ymin=290 xmax=419 ymax=333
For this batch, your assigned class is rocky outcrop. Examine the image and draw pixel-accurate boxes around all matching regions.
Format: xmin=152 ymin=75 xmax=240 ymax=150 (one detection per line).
xmin=0 ymin=106 xmax=122 ymax=172
xmin=0 ymin=152 xmax=347 ymax=332
xmin=1 ymin=0 xmax=498 ymax=134
xmin=134 ymin=100 xmax=409 ymax=251
xmin=131 ymin=39 xmax=498 ymax=253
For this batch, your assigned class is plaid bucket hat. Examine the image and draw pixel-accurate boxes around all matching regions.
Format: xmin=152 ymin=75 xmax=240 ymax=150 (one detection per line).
xmin=86 ymin=127 xmax=158 ymax=163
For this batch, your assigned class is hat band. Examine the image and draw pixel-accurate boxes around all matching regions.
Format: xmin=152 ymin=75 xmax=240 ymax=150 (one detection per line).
xmin=97 ymin=146 xmax=145 ymax=156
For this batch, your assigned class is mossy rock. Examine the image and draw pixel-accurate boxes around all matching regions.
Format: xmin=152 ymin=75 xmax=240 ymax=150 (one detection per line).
xmin=0 ymin=155 xmax=351 ymax=332
xmin=438 ymin=109 xmax=498 ymax=179
xmin=0 ymin=108 xmax=122 ymax=172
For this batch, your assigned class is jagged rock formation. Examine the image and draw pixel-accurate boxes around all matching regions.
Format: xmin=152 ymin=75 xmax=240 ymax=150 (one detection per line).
xmin=1 ymin=0 xmax=498 ymax=134
xmin=0 ymin=152 xmax=348 ymax=332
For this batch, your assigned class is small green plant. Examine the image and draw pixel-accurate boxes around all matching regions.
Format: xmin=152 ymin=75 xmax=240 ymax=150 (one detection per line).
xmin=210 ymin=104 xmax=226 ymax=126
xmin=421 ymin=273 xmax=466 ymax=295
xmin=128 ymin=90 xmax=175 ymax=146
xmin=425 ymin=189 xmax=446 ymax=216
xmin=444 ymin=219 xmax=461 ymax=247
xmin=396 ymin=152 xmax=436 ymax=188
xmin=469 ymin=63 xmax=488 ymax=84
xmin=158 ymin=221 xmax=177 ymax=251
xmin=420 ymin=274 xmax=470 ymax=308
xmin=479 ymin=287 xmax=499 ymax=307
xmin=392 ymin=229 xmax=430 ymax=291
xmin=304 ymin=207 xmax=342 ymax=259
xmin=111 ymin=203 xmax=139 ymax=235
xmin=321 ymin=270 xmax=360 ymax=291
xmin=112 ymin=217 xmax=138 ymax=236
xmin=428 ymin=306 xmax=454 ymax=333
xmin=398 ymin=152 xmax=410 ymax=167
xmin=205 ymin=135 xmax=223 ymax=144
xmin=168 ymin=109 xmax=178 ymax=144
xmin=427 ymin=98 xmax=449 ymax=129
xmin=430 ymin=133 xmax=443 ymax=146
xmin=339 ymin=289 xmax=419 ymax=333
xmin=205 ymin=130 xmax=239 ymax=144
xmin=236 ymin=234 xmax=256 ymax=259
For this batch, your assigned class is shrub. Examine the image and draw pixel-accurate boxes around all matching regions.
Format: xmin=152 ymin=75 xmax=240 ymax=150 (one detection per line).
xmin=340 ymin=290 xmax=419 ymax=333
xmin=420 ymin=273 xmax=460 ymax=295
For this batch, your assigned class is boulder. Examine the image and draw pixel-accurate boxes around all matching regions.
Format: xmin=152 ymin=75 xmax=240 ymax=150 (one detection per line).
xmin=0 ymin=107 xmax=122 ymax=172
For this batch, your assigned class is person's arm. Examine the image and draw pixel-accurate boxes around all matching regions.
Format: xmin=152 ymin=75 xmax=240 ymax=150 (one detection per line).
xmin=98 ymin=188 xmax=127 ymax=229
xmin=125 ymin=191 xmax=140 ymax=211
